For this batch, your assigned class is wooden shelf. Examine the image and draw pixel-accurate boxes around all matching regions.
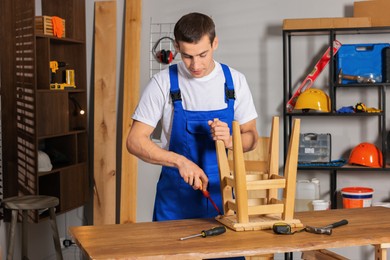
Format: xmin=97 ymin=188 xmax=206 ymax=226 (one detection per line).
xmin=1 ymin=0 xmax=89 ymax=222
xmin=282 ymin=26 xmax=390 ymax=209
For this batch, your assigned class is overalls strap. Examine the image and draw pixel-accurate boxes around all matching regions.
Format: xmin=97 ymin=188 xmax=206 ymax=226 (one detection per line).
xmin=169 ymin=64 xmax=181 ymax=102
xmin=221 ymin=63 xmax=235 ymax=104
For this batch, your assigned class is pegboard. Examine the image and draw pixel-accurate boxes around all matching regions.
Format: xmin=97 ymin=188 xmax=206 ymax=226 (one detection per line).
xmin=149 ymin=19 xmax=180 ymax=78
xmin=149 ymin=19 xmax=181 ymax=141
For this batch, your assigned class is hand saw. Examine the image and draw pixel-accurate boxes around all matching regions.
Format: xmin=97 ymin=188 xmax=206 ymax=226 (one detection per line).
xmin=286 ymin=40 xmax=342 ymax=112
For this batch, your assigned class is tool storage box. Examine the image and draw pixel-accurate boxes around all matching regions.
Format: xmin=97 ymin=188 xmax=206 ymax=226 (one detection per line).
xmin=298 ymin=133 xmax=331 ymax=163
xmin=336 ymin=43 xmax=390 ymax=84
xmin=35 ymin=16 xmax=66 ymax=37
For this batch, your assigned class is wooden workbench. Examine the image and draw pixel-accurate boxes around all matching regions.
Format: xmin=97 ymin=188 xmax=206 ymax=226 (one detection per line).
xmin=70 ymin=207 xmax=390 ymax=259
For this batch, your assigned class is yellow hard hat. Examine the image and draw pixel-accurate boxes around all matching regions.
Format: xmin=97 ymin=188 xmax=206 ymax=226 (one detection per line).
xmin=295 ymin=88 xmax=331 ymax=112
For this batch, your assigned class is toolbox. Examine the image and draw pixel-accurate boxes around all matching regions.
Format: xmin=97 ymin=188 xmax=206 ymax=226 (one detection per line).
xmin=383 ymin=47 xmax=390 ymax=83
xmin=336 ymin=43 xmax=390 ymax=84
xmin=298 ymin=133 xmax=331 ymax=163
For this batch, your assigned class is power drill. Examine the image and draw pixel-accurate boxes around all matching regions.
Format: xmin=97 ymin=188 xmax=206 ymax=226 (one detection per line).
xmin=49 ymin=61 xmax=76 ymax=90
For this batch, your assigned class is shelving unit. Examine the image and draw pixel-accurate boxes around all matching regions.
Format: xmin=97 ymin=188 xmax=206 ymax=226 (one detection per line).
xmin=282 ymin=26 xmax=390 ymax=208
xmin=1 ymin=0 xmax=89 ymax=221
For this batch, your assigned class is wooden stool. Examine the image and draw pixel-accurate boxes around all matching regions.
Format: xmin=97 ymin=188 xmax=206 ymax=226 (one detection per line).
xmin=215 ymin=117 xmax=302 ymax=231
xmin=2 ymin=195 xmax=63 ymax=260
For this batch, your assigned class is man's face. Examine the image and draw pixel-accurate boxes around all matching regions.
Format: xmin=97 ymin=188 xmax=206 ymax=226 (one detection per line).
xmin=175 ymin=35 xmax=218 ymax=78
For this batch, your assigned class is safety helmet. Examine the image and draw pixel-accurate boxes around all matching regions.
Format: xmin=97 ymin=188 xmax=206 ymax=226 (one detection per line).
xmin=348 ymin=142 xmax=383 ymax=168
xmin=38 ymin=150 xmax=53 ymax=172
xmin=295 ymin=88 xmax=331 ymax=112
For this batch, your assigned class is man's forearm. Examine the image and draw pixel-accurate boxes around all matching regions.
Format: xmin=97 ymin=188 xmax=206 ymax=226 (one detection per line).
xmin=127 ymin=137 xmax=186 ymax=168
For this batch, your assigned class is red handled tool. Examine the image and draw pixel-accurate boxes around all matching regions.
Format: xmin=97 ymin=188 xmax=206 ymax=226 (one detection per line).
xmin=286 ymin=40 xmax=342 ymax=112
xmin=201 ymin=189 xmax=222 ymax=215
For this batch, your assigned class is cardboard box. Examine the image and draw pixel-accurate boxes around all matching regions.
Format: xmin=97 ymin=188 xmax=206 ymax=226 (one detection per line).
xmin=283 ymin=17 xmax=371 ymax=30
xmin=354 ymin=0 xmax=390 ymax=27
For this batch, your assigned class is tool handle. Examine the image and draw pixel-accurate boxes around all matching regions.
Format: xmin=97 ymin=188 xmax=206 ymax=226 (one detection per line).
xmin=202 ymin=190 xmax=210 ymax=198
xmin=325 ymin=219 xmax=348 ymax=229
xmin=201 ymin=226 xmax=226 ymax=238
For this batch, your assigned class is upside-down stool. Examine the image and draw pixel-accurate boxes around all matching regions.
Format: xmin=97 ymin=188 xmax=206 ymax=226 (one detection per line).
xmin=216 ymin=117 xmax=302 ymax=231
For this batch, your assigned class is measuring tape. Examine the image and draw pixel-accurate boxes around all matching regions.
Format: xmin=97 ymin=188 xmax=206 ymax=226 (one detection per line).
xmin=273 ymin=222 xmax=303 ymax=235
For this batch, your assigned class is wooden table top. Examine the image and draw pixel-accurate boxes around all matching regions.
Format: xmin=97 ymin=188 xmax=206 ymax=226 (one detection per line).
xmin=70 ymin=207 xmax=390 ymax=259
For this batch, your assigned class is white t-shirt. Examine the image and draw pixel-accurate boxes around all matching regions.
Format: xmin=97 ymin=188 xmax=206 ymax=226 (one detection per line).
xmin=132 ymin=60 xmax=258 ymax=149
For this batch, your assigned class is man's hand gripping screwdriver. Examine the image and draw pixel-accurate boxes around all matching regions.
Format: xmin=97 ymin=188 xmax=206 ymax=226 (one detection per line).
xmin=180 ymin=226 xmax=226 ymax=241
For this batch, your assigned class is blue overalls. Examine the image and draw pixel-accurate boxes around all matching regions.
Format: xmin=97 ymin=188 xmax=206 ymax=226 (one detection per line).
xmin=153 ymin=64 xmax=235 ymax=221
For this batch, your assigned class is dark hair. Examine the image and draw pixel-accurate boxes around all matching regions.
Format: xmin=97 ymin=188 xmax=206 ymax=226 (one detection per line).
xmin=174 ymin=12 xmax=216 ymax=45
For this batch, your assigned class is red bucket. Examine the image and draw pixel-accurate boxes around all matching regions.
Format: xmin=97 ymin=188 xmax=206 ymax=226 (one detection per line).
xmin=341 ymin=187 xmax=374 ymax=208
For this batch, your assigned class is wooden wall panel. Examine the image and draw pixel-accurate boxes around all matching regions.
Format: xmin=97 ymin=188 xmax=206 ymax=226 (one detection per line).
xmin=93 ymin=1 xmax=117 ymax=225
xmin=120 ymin=0 xmax=141 ymax=224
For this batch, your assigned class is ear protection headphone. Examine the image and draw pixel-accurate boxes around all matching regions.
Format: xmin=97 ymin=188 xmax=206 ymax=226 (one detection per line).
xmin=152 ymin=36 xmax=177 ymax=65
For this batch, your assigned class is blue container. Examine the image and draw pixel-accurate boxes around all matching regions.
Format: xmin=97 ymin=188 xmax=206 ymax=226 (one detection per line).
xmin=336 ymin=43 xmax=390 ymax=84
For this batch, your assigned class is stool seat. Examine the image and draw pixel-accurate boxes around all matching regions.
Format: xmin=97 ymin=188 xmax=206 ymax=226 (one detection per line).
xmin=3 ymin=195 xmax=63 ymax=260
xmin=3 ymin=195 xmax=59 ymax=210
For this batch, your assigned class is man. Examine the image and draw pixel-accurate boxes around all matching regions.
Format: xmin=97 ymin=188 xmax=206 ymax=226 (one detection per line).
xmin=127 ymin=12 xmax=258 ymax=221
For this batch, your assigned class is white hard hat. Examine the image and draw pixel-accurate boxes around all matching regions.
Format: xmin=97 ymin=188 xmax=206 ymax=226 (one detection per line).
xmin=38 ymin=150 xmax=53 ymax=172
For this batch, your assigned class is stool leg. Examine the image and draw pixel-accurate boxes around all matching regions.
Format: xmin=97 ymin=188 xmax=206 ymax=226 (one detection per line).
xmin=49 ymin=207 xmax=63 ymax=260
xmin=7 ymin=209 xmax=18 ymax=260
xmin=22 ymin=210 xmax=28 ymax=259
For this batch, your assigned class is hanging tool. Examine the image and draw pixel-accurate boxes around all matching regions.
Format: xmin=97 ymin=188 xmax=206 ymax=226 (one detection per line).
xmin=286 ymin=40 xmax=342 ymax=112
xmin=180 ymin=226 xmax=226 ymax=241
xmin=304 ymin=219 xmax=348 ymax=235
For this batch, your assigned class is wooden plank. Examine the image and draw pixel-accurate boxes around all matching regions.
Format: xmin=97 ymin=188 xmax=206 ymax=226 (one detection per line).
xmin=283 ymin=17 xmax=371 ymax=30
xmin=93 ymin=1 xmax=117 ymax=225
xmin=120 ymin=0 xmax=142 ymax=224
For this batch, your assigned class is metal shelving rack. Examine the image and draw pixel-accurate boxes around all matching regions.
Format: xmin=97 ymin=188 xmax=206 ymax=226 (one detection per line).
xmin=282 ymin=26 xmax=390 ymax=208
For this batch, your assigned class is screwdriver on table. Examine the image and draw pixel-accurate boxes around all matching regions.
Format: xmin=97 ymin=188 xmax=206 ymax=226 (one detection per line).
xmin=180 ymin=226 xmax=226 ymax=241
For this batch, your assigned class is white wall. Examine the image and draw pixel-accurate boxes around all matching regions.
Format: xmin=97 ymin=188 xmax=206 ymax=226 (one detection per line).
xmin=136 ymin=0 xmax=355 ymax=222
xmin=2 ymin=0 xmax=389 ymax=259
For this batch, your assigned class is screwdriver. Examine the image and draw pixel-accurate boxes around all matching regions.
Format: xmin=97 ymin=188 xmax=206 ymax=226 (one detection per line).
xmin=199 ymin=179 xmax=222 ymax=215
xmin=201 ymin=189 xmax=222 ymax=215
xmin=179 ymin=226 xmax=226 ymax=241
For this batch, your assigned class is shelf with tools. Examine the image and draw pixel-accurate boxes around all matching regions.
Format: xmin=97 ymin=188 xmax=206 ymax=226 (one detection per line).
xmin=1 ymin=0 xmax=89 ymax=221
xmin=282 ymin=26 xmax=390 ymax=209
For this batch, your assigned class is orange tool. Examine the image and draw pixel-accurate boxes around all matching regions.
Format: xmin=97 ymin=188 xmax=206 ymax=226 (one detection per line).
xmin=201 ymin=189 xmax=222 ymax=215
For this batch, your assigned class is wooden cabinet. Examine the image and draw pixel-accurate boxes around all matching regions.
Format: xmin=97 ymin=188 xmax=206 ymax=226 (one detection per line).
xmin=1 ymin=0 xmax=88 ymax=221
xmin=282 ymin=26 xmax=390 ymax=208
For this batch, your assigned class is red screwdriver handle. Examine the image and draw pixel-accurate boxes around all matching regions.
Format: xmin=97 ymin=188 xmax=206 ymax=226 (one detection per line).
xmin=201 ymin=190 xmax=222 ymax=215
xmin=202 ymin=190 xmax=210 ymax=198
